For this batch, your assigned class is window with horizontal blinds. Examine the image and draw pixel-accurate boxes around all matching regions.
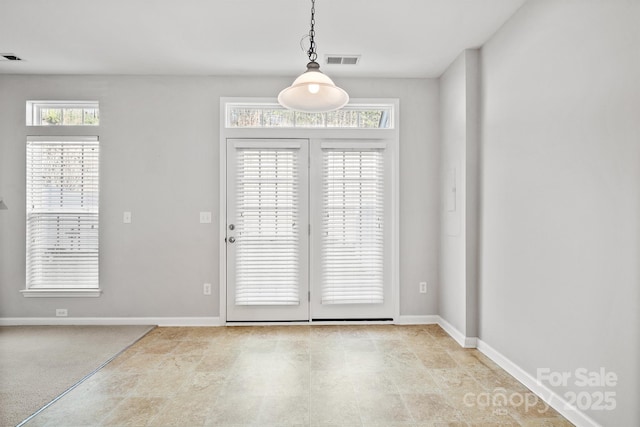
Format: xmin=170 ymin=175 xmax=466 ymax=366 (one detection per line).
xmin=26 ymin=137 xmax=99 ymax=289
xmin=235 ymin=148 xmax=300 ymax=305
xmin=321 ymin=149 xmax=384 ymax=304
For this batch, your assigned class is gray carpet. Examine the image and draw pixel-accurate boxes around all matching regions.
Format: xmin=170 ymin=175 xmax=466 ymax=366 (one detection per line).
xmin=0 ymin=325 xmax=154 ymax=427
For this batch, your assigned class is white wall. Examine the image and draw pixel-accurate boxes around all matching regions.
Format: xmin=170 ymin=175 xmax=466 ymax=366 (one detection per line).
xmin=439 ymin=49 xmax=479 ymax=339
xmin=0 ymin=75 xmax=440 ymax=319
xmin=480 ymin=1 xmax=640 ymax=425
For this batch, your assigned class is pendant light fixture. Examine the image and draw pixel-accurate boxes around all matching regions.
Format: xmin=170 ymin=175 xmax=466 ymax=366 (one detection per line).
xmin=278 ymin=0 xmax=349 ymax=113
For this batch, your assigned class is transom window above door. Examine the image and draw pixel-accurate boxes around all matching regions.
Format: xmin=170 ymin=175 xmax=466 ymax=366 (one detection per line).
xmin=225 ymin=102 xmax=395 ymax=129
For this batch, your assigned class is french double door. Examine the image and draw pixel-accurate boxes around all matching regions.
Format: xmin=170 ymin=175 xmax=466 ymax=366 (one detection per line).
xmin=226 ymin=138 xmax=393 ymax=321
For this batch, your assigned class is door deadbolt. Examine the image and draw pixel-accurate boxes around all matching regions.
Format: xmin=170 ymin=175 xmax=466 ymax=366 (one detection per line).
xmin=228 ymin=224 xmax=235 ymax=230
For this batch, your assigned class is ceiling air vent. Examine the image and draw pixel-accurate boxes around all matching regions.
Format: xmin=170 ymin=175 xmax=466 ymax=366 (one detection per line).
xmin=325 ymin=55 xmax=361 ymax=65
xmin=1 ymin=54 xmax=22 ymax=61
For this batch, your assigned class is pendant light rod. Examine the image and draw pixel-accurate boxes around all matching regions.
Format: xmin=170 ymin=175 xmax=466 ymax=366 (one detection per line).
xmin=307 ymin=0 xmax=317 ymax=62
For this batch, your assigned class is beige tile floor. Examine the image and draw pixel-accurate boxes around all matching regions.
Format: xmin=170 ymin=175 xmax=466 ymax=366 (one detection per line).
xmin=24 ymin=325 xmax=573 ymax=427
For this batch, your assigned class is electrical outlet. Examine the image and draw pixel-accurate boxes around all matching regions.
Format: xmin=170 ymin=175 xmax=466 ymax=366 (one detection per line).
xmin=203 ymin=283 xmax=212 ymax=295
xmin=56 ymin=308 xmax=68 ymax=317
xmin=419 ymin=282 xmax=427 ymax=294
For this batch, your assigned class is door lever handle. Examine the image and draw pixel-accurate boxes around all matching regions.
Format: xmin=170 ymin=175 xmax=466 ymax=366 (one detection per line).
xmin=228 ymin=236 xmax=236 ymax=243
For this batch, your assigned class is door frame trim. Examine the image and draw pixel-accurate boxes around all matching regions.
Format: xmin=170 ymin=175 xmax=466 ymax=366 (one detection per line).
xmin=219 ymin=97 xmax=400 ymax=323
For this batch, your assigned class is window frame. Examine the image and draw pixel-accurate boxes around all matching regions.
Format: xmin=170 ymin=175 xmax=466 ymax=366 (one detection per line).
xmin=225 ymin=101 xmax=394 ymax=129
xmin=23 ymin=99 xmax=102 ymax=298
xmin=26 ymin=100 xmax=100 ymax=126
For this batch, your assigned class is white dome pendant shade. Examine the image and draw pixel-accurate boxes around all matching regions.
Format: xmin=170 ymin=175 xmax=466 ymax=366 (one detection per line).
xmin=278 ymin=61 xmax=349 ymax=113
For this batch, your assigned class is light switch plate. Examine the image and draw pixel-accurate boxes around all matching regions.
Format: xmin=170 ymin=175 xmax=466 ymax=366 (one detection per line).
xmin=200 ymin=211 xmax=212 ymax=223
xmin=123 ymin=211 xmax=132 ymax=223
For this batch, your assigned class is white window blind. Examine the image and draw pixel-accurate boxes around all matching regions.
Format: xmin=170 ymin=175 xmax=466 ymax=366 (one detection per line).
xmin=26 ymin=137 xmax=99 ymax=289
xmin=235 ymin=148 xmax=300 ymax=305
xmin=322 ymin=149 xmax=384 ymax=304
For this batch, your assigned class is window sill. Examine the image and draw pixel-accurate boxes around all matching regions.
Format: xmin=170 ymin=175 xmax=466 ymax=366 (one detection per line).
xmin=21 ymin=289 xmax=102 ymax=298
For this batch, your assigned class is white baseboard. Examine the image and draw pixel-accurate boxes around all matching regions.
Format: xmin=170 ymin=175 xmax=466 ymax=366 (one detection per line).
xmin=395 ymin=315 xmax=440 ymax=325
xmin=1 ymin=316 xmax=439 ymax=327
xmin=436 ymin=316 xmax=477 ymax=348
xmin=0 ymin=316 xmax=475 ymax=329
xmin=0 ymin=317 xmax=460 ymax=328
xmin=0 ymin=317 xmax=223 ymax=327
xmin=463 ymin=336 xmax=478 ymax=348
xmin=476 ymin=339 xmax=601 ymax=427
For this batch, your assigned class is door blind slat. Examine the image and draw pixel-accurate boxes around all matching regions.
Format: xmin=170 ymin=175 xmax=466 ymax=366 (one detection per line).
xmin=235 ymin=149 xmax=300 ymax=306
xmin=322 ymin=149 xmax=384 ymax=305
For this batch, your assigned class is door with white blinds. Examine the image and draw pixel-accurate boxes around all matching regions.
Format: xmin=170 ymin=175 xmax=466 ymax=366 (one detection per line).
xmin=226 ymin=139 xmax=309 ymax=321
xmin=310 ymin=141 xmax=393 ymax=320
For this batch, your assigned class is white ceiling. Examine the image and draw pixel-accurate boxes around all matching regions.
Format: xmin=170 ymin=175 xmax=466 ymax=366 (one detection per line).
xmin=0 ymin=0 xmax=526 ymax=78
